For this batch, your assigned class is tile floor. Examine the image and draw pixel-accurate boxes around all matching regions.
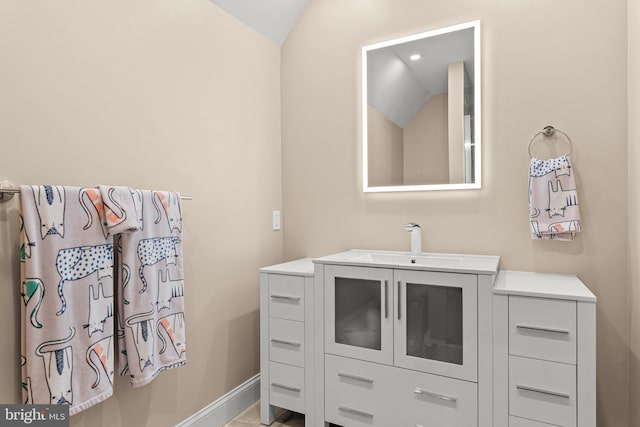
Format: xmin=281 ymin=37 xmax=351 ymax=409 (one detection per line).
xmin=223 ymin=401 xmax=305 ymax=427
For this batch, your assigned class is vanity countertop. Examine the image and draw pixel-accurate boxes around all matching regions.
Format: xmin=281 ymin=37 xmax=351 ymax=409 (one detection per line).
xmin=494 ymin=270 xmax=596 ymax=302
xmin=312 ymin=249 xmax=500 ymax=275
xmin=259 ymin=258 xmax=315 ymax=277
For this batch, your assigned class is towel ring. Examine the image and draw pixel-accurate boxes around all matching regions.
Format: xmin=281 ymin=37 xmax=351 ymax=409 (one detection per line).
xmin=528 ymin=125 xmax=573 ymax=159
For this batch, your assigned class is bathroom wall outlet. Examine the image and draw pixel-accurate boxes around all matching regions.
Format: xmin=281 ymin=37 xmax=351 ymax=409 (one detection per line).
xmin=272 ymin=210 xmax=281 ymax=231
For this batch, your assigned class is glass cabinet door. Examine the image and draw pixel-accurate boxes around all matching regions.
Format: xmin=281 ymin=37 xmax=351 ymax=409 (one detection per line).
xmin=394 ymin=269 xmax=478 ymax=381
xmin=405 ymin=283 xmax=463 ymax=364
xmin=324 ymin=265 xmax=394 ymax=365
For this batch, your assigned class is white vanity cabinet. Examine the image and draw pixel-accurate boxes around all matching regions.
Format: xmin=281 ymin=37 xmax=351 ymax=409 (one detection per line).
xmin=260 ymin=259 xmax=315 ymax=426
xmin=493 ymin=270 xmax=596 ymax=427
xmin=313 ymin=250 xmax=500 ymax=427
xmin=323 ymin=265 xmax=479 ymax=382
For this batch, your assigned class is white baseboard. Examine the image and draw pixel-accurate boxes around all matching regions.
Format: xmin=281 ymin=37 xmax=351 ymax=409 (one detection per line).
xmin=176 ymin=374 xmax=260 ymax=427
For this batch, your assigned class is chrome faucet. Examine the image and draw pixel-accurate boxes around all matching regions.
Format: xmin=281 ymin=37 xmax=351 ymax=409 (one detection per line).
xmin=404 ymin=223 xmax=422 ymax=256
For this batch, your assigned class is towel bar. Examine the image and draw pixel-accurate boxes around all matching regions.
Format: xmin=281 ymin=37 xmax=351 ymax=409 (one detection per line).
xmin=0 ymin=187 xmax=192 ymax=202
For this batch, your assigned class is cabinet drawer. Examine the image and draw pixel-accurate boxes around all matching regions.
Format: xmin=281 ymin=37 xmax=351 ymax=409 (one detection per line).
xmin=403 ymin=368 xmax=477 ymax=424
xmin=325 ymin=387 xmax=474 ymax=427
xmin=325 ymin=354 xmax=477 ymax=424
xmin=268 ymin=274 xmax=304 ymax=321
xmin=268 ymin=361 xmax=304 ymax=413
xmin=325 ymin=354 xmax=382 ymax=401
xmin=325 ymin=387 xmax=385 ymax=427
xmin=411 ymin=407 xmax=476 ymax=427
xmin=509 ymin=416 xmax=558 ymax=427
xmin=269 ymin=317 xmax=304 ymax=367
xmin=509 ymin=296 xmax=576 ymax=364
xmin=509 ymin=356 xmax=576 ymax=427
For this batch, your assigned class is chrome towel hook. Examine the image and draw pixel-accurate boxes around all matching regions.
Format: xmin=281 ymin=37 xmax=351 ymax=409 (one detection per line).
xmin=542 ymin=125 xmax=556 ymax=137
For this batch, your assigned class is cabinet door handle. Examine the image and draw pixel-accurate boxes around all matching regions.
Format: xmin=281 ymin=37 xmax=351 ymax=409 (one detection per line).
xmin=516 ymin=384 xmax=570 ymax=399
xmin=271 ymin=382 xmax=301 ymax=392
xmin=516 ymin=324 xmax=570 ymax=335
xmin=270 ymin=338 xmax=301 ymax=347
xmin=414 ymin=387 xmax=458 ymax=402
xmin=397 ymin=281 xmax=402 ymax=320
xmin=270 ymin=294 xmax=301 ymax=301
xmin=338 ymin=406 xmax=374 ymax=418
xmin=338 ymin=372 xmax=374 ymax=384
xmin=384 ymin=280 xmax=389 ymax=318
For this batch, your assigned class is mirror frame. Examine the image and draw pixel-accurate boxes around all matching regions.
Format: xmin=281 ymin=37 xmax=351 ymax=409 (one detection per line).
xmin=362 ymin=20 xmax=481 ymax=192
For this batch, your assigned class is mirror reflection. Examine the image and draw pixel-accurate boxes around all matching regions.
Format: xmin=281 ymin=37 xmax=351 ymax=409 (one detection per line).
xmin=363 ymin=21 xmax=481 ymax=192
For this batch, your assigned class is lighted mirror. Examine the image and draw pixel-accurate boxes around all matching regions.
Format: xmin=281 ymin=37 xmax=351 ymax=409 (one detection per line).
xmin=362 ymin=20 xmax=481 ymax=192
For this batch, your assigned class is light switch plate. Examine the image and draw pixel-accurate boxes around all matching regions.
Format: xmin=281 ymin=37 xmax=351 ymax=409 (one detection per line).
xmin=272 ymin=210 xmax=281 ymax=230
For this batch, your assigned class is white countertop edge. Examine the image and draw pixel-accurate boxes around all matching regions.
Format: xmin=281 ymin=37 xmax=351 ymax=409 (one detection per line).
xmin=259 ymin=258 xmax=315 ymax=276
xmin=494 ymin=270 xmax=596 ymax=302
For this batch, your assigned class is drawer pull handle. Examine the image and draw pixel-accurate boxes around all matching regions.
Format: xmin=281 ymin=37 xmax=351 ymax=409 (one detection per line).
xmin=338 ymin=372 xmax=374 ymax=384
xmin=516 ymin=324 xmax=570 ymax=335
xmin=338 ymin=406 xmax=374 ymax=418
xmin=414 ymin=387 xmax=457 ymax=402
xmin=270 ymin=338 xmax=301 ymax=347
xmin=270 ymin=294 xmax=301 ymax=301
xmin=271 ymin=382 xmax=301 ymax=392
xmin=516 ymin=384 xmax=570 ymax=399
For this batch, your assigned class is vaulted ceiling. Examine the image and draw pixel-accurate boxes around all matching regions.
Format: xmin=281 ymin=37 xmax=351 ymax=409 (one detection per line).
xmin=208 ymin=0 xmax=474 ymax=129
xmin=208 ymin=0 xmax=309 ymax=45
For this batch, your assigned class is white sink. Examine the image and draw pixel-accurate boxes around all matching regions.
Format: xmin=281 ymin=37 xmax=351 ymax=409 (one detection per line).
xmin=352 ymin=252 xmax=462 ymax=267
xmin=313 ymin=250 xmax=500 ymax=274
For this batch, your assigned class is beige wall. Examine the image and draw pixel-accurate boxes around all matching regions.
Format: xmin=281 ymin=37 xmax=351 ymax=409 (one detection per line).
xmin=629 ymin=0 xmax=640 ymax=424
xmin=0 ymin=1 xmax=282 ymax=426
xmin=368 ymin=93 xmax=450 ymax=187
xmin=404 ymin=93 xmax=449 ymax=185
xmin=282 ymin=1 xmax=628 ymax=426
xmin=367 ymin=106 xmax=404 ymax=186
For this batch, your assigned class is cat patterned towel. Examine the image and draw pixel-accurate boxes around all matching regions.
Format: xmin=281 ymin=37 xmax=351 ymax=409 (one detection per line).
xmin=116 ymin=190 xmax=186 ymax=388
xmin=97 ymin=186 xmax=143 ymax=234
xmin=20 ymin=186 xmax=115 ymax=415
xmin=529 ymin=155 xmax=582 ymax=240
